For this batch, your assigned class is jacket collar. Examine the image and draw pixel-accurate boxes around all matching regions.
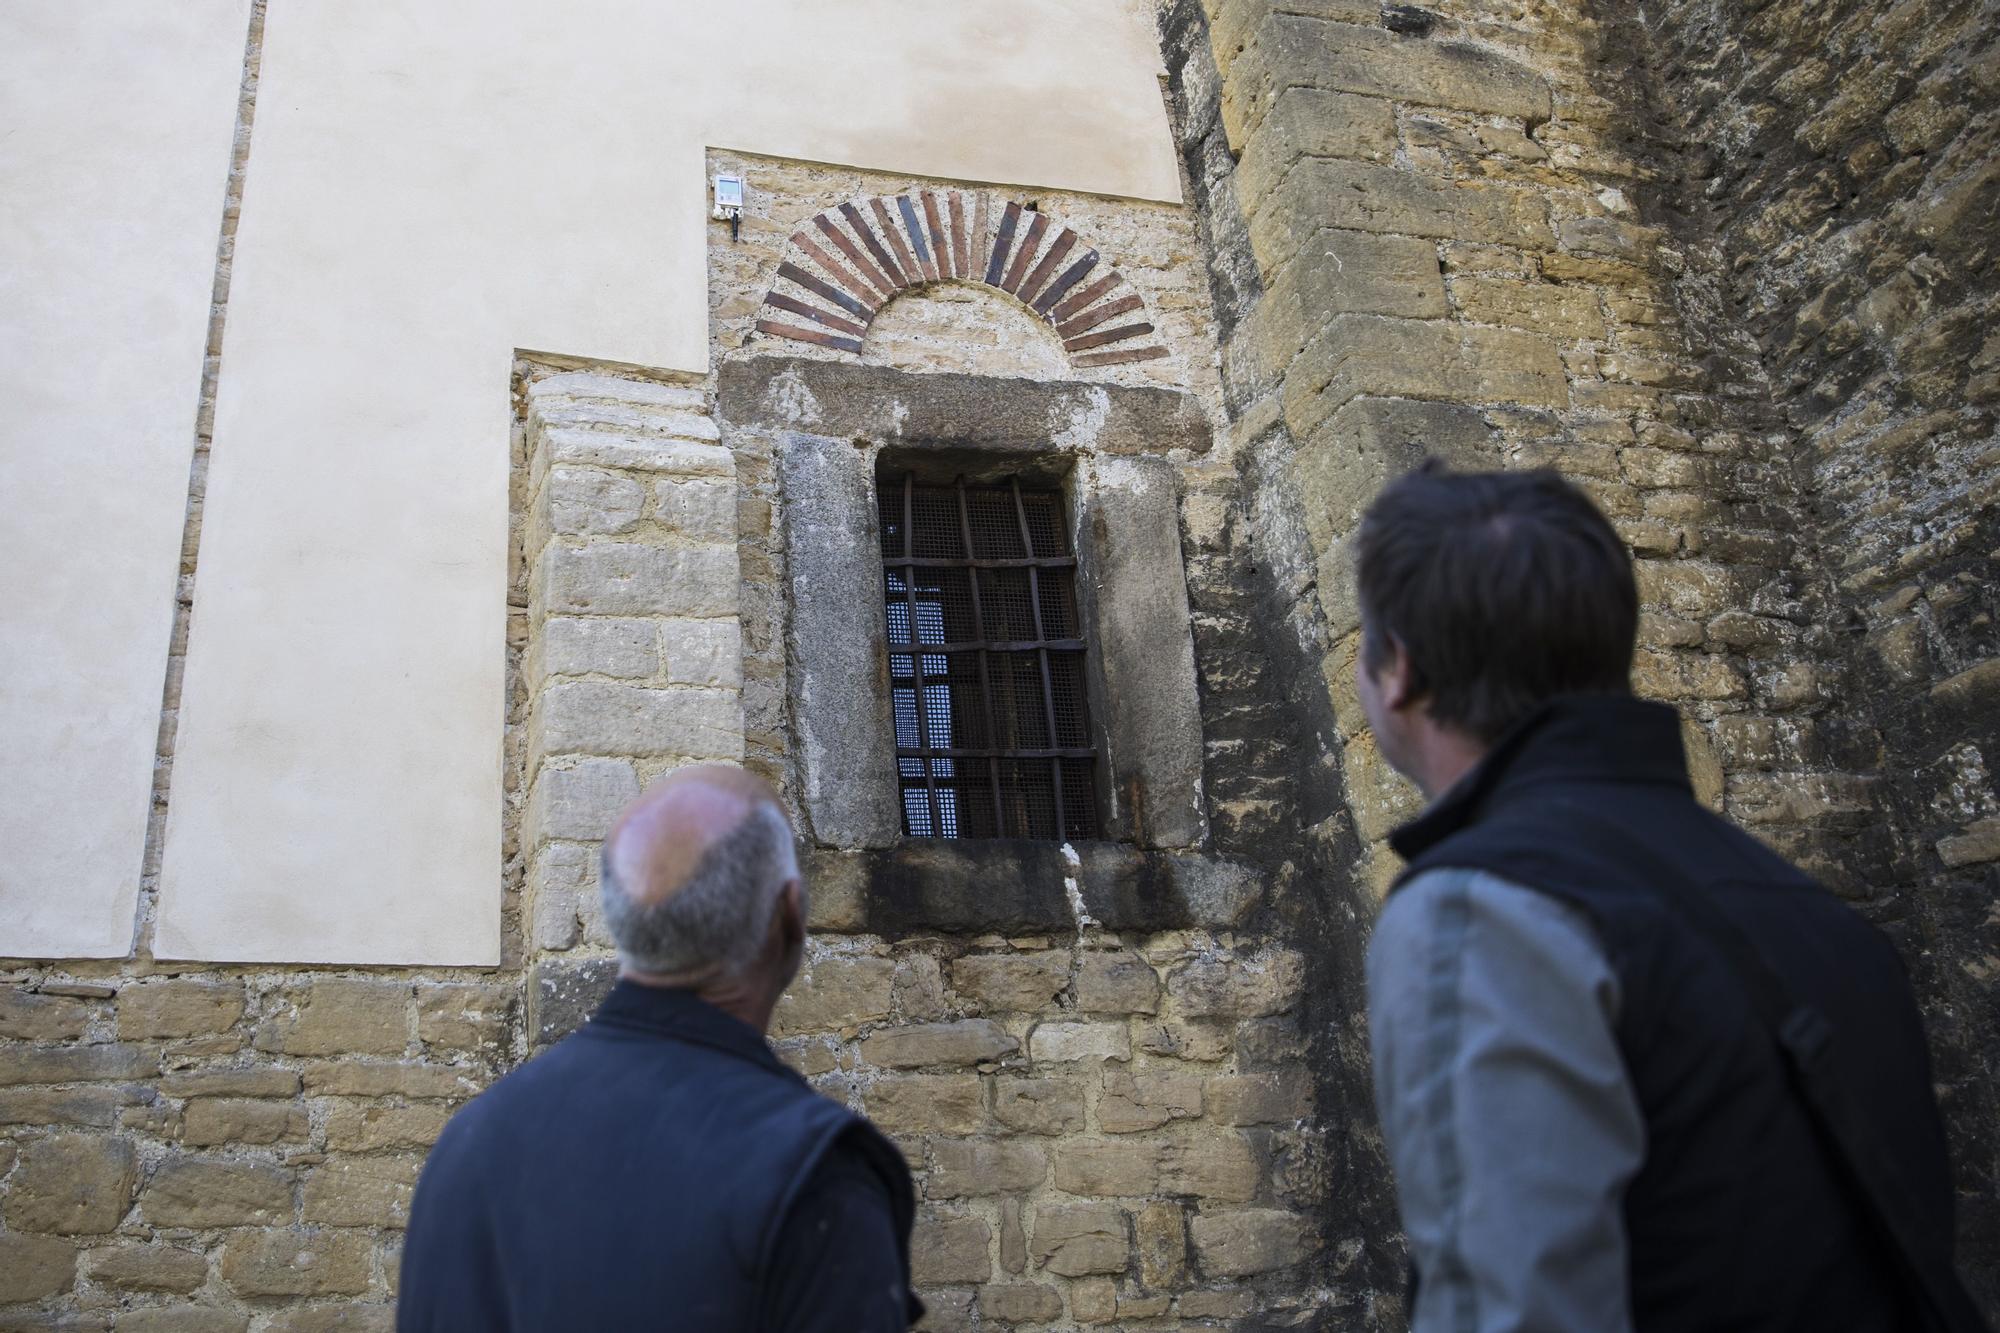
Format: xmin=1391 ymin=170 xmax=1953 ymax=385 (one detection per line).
xmin=1389 ymin=694 xmax=1691 ymax=863
xmin=588 ymin=978 xmax=794 ymax=1079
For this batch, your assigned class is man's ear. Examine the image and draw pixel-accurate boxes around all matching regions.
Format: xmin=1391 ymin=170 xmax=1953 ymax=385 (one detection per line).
xmin=1381 ymin=636 xmax=1419 ymax=712
xmin=774 ymin=879 xmax=806 ymax=956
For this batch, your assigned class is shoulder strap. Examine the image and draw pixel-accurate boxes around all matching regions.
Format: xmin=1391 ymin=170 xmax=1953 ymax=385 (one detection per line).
xmin=1558 ymin=803 xmax=1989 ymax=1333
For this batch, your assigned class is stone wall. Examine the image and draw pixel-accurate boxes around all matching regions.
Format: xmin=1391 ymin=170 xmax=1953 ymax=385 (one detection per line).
xmin=1624 ymin=0 xmax=2000 ymax=1296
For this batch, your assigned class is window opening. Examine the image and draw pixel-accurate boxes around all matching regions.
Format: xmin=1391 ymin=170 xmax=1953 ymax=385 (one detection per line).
xmin=879 ymin=472 xmax=1099 ymax=840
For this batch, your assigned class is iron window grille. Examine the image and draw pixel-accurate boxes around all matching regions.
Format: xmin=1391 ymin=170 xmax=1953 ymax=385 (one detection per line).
xmin=878 ymin=472 xmax=1101 ymax=841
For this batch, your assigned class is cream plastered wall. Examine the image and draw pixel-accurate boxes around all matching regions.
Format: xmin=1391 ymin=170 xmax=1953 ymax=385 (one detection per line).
xmin=0 ymin=2 xmax=250 ymax=959
xmin=153 ymin=1 xmax=1183 ymax=963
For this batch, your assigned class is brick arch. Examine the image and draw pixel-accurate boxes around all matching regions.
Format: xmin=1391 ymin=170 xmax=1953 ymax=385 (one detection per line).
xmin=753 ymin=190 xmax=1169 ymax=369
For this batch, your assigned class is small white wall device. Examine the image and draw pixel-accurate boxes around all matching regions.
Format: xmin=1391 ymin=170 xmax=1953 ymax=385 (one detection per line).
xmin=712 ymin=173 xmax=745 ymax=240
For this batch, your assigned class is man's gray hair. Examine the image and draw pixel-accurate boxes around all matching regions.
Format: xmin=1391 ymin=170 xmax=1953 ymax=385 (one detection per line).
xmin=599 ymin=802 xmax=801 ymax=978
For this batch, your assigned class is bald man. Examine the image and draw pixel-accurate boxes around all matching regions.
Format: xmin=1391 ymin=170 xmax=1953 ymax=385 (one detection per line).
xmin=398 ymin=766 xmax=920 ymax=1332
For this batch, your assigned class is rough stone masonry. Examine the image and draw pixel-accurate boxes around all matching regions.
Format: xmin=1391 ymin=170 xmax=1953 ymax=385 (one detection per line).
xmin=0 ymin=2 xmax=1994 ymax=1332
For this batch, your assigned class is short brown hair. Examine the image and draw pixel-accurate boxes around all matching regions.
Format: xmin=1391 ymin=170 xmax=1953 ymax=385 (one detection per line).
xmin=1354 ymin=462 xmax=1637 ymax=742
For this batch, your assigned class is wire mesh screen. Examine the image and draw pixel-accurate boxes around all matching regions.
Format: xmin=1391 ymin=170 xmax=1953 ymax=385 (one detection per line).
xmin=881 ymin=472 xmax=1100 ymax=841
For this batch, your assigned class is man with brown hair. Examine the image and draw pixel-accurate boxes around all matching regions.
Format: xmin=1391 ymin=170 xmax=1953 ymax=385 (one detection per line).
xmin=1356 ymin=463 xmax=1981 ymax=1331
xmin=400 ymin=765 xmax=919 ymax=1332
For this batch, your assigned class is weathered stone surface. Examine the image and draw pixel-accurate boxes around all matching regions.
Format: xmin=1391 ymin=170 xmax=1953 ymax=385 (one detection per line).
xmin=1191 ymin=1208 xmax=1312 ymax=1276
xmin=416 ymin=983 xmax=512 ymax=1053
xmin=1253 ymin=159 xmax=1555 ymax=274
xmin=1242 ymin=229 xmax=1448 ymax=380
xmin=0 ymin=1044 xmax=157 ymax=1086
xmin=261 ymin=1306 xmax=396 ymax=1333
xmin=1169 ymin=950 xmax=1306 ymax=1019
xmin=1206 ymin=1071 xmax=1313 ymax=1125
xmin=990 ymin=1078 xmax=1086 ymax=1135
xmin=524 ymin=758 xmax=640 ymax=842
xmin=181 ymin=1098 xmax=309 ymax=1146
xmin=1938 ymin=815 xmax=2000 ymax=869
xmin=863 ymin=1075 xmax=987 ymax=1135
xmin=113 ymin=1309 xmax=248 ymax=1333
xmin=1073 ymin=952 xmax=1161 ymax=1015
xmin=949 ymin=952 xmax=1069 ymax=1012
xmin=0 ymin=989 xmax=91 ymax=1041
xmin=537 ymin=542 xmax=739 ymax=618
xmin=254 ymin=979 xmax=408 ymax=1057
xmin=528 ymin=957 xmax=618 ymax=1050
xmin=910 ymin=1211 xmax=992 ymax=1285
xmin=0 ymin=1087 xmax=134 ymax=1128
xmin=1099 ymin=1071 xmax=1204 ymax=1133
xmin=999 ymin=1197 xmax=1028 ymax=1275
xmin=302 ymin=1155 xmax=420 ymax=1228
xmin=858 ymin=1020 xmax=1017 ymax=1069
xmin=324 ymin=1102 xmax=450 ymax=1153
xmin=661 ymin=619 xmax=743 ymax=689
xmin=219 ymin=1230 xmax=372 ymax=1297
xmin=84 ymin=1244 xmax=208 ymax=1294
xmin=5 ymin=1135 xmax=138 ymax=1234
xmin=1236 ymin=89 xmax=1398 ymax=205
xmin=1284 ymin=315 xmax=1566 ymax=437
xmin=117 ymin=980 xmax=244 ymax=1040
xmin=1161 ymin=1135 xmax=1262 ymax=1202
xmin=0 ymin=1230 xmax=74 ymax=1301
xmin=538 ymin=615 xmax=660 ymax=681
xmin=1027 ymin=1021 xmax=1131 ymax=1064
xmin=534 ymin=682 xmax=743 ymax=761
xmin=653 ymin=477 xmax=737 ymax=542
xmin=979 ymin=1283 xmax=1064 ymax=1323
xmin=300 ymin=1063 xmax=478 ymax=1100
xmin=928 ymin=1139 xmax=1050 ymax=1198
xmin=1455 ymin=277 xmax=1605 ymax=339
xmin=158 ymin=1068 xmax=301 ymax=1099
xmin=143 ymin=1157 xmax=293 ymax=1228
xmin=1136 ymin=1200 xmax=1190 ymax=1288
xmin=772 ymin=955 xmax=895 ymax=1035
xmin=1030 ymin=1201 xmax=1129 ymax=1276
xmin=1052 ymin=1139 xmax=1157 ymax=1197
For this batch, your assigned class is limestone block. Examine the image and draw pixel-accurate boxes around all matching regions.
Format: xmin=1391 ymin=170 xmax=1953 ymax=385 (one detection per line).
xmin=1161 ymin=1135 xmax=1261 ymax=1202
xmin=1206 ymin=1072 xmax=1313 ymax=1125
xmin=538 ymin=542 xmax=739 ymax=618
xmin=545 ymin=465 xmax=644 ymax=535
xmin=928 ymin=1139 xmax=1050 ymax=1198
xmin=915 ymin=1288 xmax=975 ymax=1333
xmin=1453 ymin=277 xmax=1605 ymax=339
xmin=1235 ymin=88 xmax=1398 ymax=205
xmin=1293 ymin=397 xmax=1495 ymax=558
xmin=254 ymin=979 xmax=409 ymax=1057
xmin=1136 ymin=1200 xmax=1190 ymax=1288
xmin=263 ymin=1307 xmax=396 ymax=1333
xmin=219 ymin=1230 xmax=373 ymax=1297
xmin=535 ymin=427 xmax=727 ymax=476
xmin=1000 ymin=1198 xmax=1028 ymax=1274
xmin=911 ymin=1210 xmax=992 ymax=1284
xmin=1558 ymin=215 xmax=1655 ymax=263
xmin=0 ymin=1043 xmax=157 ymax=1086
xmin=771 ymin=955 xmax=896 ymax=1036
xmin=979 ymin=1283 xmax=1063 ymax=1323
xmin=1074 ymin=951 xmax=1162 ymax=1015
xmin=301 ymin=1063 xmax=479 ymax=1101
xmin=1931 ymin=658 xmax=2000 ymax=712
xmin=116 ymin=1309 xmax=250 ymax=1333
xmin=1169 ymin=950 xmax=1306 ymax=1019
xmin=117 ymin=980 xmax=246 ymax=1041
xmin=1099 ymin=1071 xmax=1204 ymax=1133
xmin=416 ymin=983 xmax=514 ymax=1053
xmin=1076 ymin=456 xmax=1208 ymax=848
xmin=1283 ymin=315 xmax=1566 ymax=437
xmin=85 ymin=1243 xmax=209 ymax=1294
xmin=1030 ymin=1201 xmax=1130 ymax=1276
xmin=1191 ymin=1208 xmax=1311 ymax=1276
xmin=859 ymin=1020 xmax=1017 ymax=1069
xmin=1240 ymin=229 xmax=1448 ymax=380
xmin=302 ymin=1155 xmax=421 ymax=1228
xmin=1069 ymin=1275 xmax=1117 ymax=1323
xmin=662 ymin=618 xmax=744 ymax=689
xmin=1028 ymin=1021 xmax=1132 ymax=1064
xmin=539 ymin=617 xmax=659 ymax=680
xmin=1053 ymin=1139 xmax=1158 ymax=1196
xmin=0 ymin=1087 xmax=133 ymax=1128
xmin=530 ymin=372 xmax=707 ymax=415
xmin=1252 ymin=159 xmax=1555 ymax=276
xmin=528 ymin=957 xmax=619 ymax=1049
xmin=0 ymin=988 xmax=90 ymax=1040
xmin=1180 ymin=1287 xmax=1255 ymax=1318
xmin=323 ymin=1102 xmax=451 ymax=1153
xmin=158 ymin=1069 xmax=302 ymax=1099
xmin=5 ymin=1134 xmax=137 ymax=1234
xmin=525 ymin=758 xmax=640 ymax=845
xmin=653 ymin=477 xmax=738 ymax=543
xmin=950 ymin=951 xmax=1070 ymax=1012
xmin=0 ymin=1230 xmax=75 ymax=1301
xmin=534 ymin=682 xmax=743 ymax=762
xmin=779 ymin=431 xmax=901 ymax=849
xmin=1225 ymin=15 xmax=1551 ymax=150
xmin=863 ymin=1075 xmax=988 ymax=1135
xmin=142 ymin=1157 xmax=293 ymax=1228
xmin=1938 ymin=816 xmax=2000 ymax=869
xmin=991 ymin=1077 xmax=1086 ymax=1136
xmin=180 ymin=1098 xmax=309 ymax=1147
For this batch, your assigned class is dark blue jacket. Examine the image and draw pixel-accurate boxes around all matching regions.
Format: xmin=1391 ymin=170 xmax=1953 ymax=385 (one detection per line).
xmin=1393 ymin=696 xmax=1959 ymax=1331
xmin=398 ymin=981 xmax=917 ymax=1332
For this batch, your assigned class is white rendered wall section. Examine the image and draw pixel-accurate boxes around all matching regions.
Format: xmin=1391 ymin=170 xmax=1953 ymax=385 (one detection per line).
xmin=0 ymin=2 xmax=251 ymax=958
xmin=155 ymin=0 xmax=1181 ymax=963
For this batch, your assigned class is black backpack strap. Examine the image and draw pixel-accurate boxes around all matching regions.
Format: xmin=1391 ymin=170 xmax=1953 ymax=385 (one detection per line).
xmin=1555 ymin=803 xmax=1989 ymax=1333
